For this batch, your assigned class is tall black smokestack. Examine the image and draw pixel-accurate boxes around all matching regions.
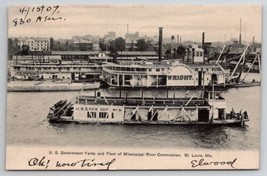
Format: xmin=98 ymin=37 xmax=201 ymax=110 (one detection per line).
xmin=158 ymin=27 xmax=163 ymax=61
xmin=202 ymin=32 xmax=205 ymax=49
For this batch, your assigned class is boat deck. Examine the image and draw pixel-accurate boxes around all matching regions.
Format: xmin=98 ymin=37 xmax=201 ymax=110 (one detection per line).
xmin=76 ymin=96 xmax=210 ymax=107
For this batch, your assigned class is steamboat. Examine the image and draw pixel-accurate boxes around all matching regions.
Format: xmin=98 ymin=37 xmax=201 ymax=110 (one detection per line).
xmin=47 ymin=88 xmax=249 ymax=127
xmin=101 ymin=60 xmax=228 ymax=88
xmin=101 ymin=29 xmax=260 ymax=89
xmin=10 ymin=52 xmax=103 ymax=82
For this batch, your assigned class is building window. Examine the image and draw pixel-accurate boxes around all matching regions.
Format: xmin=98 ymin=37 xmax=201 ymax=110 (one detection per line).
xmin=111 ymin=112 xmax=114 ymax=119
xmin=156 ymin=68 xmax=160 ymax=72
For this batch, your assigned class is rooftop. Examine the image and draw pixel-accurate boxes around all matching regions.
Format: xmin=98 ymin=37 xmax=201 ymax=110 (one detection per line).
xmin=18 ymin=37 xmax=49 ymax=41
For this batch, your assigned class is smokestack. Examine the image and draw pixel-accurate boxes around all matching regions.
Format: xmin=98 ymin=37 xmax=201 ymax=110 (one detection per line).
xmin=202 ymin=32 xmax=205 ymax=49
xmin=127 ymin=24 xmax=129 ymax=34
xmin=253 ymin=36 xmax=255 ymax=46
xmin=239 ymin=18 xmax=242 ymax=45
xmin=192 ymin=48 xmax=195 ymax=64
xmin=180 ymin=36 xmax=182 ymax=44
xmin=158 ymin=27 xmax=163 ymax=62
xmin=177 ymin=35 xmax=179 ymax=43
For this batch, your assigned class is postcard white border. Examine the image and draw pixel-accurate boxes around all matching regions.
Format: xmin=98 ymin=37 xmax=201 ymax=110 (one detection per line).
xmin=1 ymin=0 xmax=267 ymax=175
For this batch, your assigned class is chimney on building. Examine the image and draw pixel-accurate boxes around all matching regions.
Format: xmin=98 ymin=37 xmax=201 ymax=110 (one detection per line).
xmin=158 ymin=27 xmax=163 ymax=62
xmin=127 ymin=24 xmax=129 ymax=34
xmin=179 ymin=36 xmax=182 ymax=44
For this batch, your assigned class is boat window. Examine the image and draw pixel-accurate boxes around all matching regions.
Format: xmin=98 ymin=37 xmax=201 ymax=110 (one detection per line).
xmin=148 ymin=68 xmax=152 ymax=72
xmin=156 ymin=68 xmax=160 ymax=72
xmin=87 ymin=112 xmax=96 ymax=118
xmin=99 ymin=112 xmax=108 ymax=118
xmin=141 ymin=68 xmax=146 ymax=71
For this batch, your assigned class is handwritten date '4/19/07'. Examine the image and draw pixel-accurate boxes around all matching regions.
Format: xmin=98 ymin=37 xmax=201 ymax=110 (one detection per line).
xmin=12 ymin=5 xmax=66 ymax=27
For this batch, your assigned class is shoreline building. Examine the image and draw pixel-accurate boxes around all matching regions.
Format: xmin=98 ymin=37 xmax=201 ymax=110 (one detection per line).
xmin=18 ymin=37 xmax=50 ymax=51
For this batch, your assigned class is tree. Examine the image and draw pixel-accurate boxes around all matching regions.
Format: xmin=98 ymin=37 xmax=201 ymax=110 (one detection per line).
xmin=165 ymin=48 xmax=171 ymax=59
xmin=8 ymin=38 xmax=14 ymax=60
xmin=136 ymin=39 xmax=149 ymax=51
xmin=21 ymin=45 xmax=30 ymax=55
xmin=8 ymin=38 xmax=20 ymax=60
xmin=176 ymin=45 xmax=186 ymax=59
xmin=99 ymin=38 xmax=108 ymax=51
xmin=129 ymin=41 xmax=134 ymax=51
xmin=53 ymin=41 xmax=65 ymax=51
xmin=79 ymin=43 xmax=87 ymax=51
xmin=114 ymin=37 xmax=125 ymax=52
xmin=108 ymin=40 xmax=117 ymax=54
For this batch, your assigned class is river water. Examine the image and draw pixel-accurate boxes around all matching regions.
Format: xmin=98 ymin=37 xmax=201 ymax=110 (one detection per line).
xmin=6 ymin=74 xmax=261 ymax=150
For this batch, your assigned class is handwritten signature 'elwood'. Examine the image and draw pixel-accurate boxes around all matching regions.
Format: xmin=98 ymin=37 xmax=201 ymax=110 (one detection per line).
xmin=191 ymin=158 xmax=237 ymax=168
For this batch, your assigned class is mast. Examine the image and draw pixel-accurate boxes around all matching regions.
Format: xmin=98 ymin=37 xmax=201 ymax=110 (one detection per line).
xmin=158 ymin=27 xmax=163 ymax=62
xmin=239 ymin=18 xmax=242 ymax=45
xmin=215 ymin=45 xmax=226 ymax=64
xmin=228 ymin=45 xmax=249 ymax=82
xmin=236 ymin=51 xmax=247 ymax=83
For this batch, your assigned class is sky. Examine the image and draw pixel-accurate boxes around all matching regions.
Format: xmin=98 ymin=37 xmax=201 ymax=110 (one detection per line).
xmin=8 ymin=5 xmax=262 ymax=42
